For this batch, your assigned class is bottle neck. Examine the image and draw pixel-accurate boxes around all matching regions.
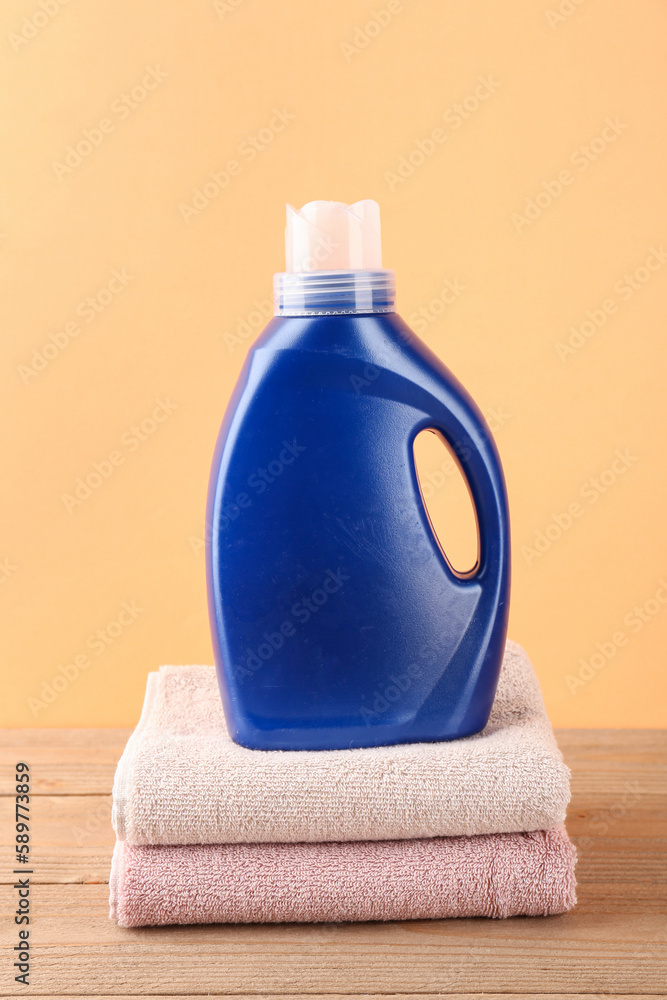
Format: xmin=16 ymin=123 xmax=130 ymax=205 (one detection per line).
xmin=273 ymin=269 xmax=396 ymax=317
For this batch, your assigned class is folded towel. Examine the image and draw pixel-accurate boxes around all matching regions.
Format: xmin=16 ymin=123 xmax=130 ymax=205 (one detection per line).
xmin=112 ymin=640 xmax=570 ymax=845
xmin=109 ymin=825 xmax=577 ymax=926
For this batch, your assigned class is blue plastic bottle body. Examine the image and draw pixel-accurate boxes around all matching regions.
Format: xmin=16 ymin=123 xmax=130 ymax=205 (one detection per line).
xmin=206 ymin=311 xmax=510 ymax=750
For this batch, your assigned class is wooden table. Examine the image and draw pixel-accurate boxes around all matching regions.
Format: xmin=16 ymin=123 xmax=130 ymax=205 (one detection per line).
xmin=1 ymin=728 xmax=665 ymax=998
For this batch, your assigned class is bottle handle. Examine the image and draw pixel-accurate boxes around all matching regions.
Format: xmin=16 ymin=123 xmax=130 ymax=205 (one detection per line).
xmin=414 ymin=392 xmax=509 ymax=588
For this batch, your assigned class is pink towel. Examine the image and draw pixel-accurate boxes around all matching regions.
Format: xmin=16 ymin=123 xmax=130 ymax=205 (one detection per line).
xmin=110 ymin=825 xmax=576 ymax=926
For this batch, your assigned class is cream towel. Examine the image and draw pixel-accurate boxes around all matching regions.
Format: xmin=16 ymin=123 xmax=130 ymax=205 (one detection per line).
xmin=112 ymin=640 xmax=570 ymax=845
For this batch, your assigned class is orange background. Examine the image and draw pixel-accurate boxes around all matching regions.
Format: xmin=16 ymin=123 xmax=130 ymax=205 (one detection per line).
xmin=2 ymin=0 xmax=666 ymax=727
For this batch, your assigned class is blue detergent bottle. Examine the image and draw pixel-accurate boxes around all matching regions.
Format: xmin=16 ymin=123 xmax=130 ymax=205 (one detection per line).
xmin=206 ymin=200 xmax=510 ymax=750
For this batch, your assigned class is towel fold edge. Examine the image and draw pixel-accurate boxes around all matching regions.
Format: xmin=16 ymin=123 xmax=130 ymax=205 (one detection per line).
xmin=111 ymin=671 xmax=160 ymax=841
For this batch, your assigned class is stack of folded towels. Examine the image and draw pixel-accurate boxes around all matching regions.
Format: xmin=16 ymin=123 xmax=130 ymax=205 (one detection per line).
xmin=110 ymin=640 xmax=577 ymax=926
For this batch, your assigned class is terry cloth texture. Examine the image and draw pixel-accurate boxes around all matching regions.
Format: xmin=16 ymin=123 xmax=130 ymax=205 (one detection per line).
xmin=109 ymin=826 xmax=577 ymax=926
xmin=112 ymin=640 xmax=571 ymax=845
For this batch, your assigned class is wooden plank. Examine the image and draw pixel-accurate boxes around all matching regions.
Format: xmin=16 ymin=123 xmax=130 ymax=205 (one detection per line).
xmin=560 ymin=729 xmax=667 ymax=803
xmin=0 ymin=730 xmax=131 ymax=795
xmin=2 ymin=997 xmax=664 ymax=1000
xmin=0 ymin=795 xmax=113 ymax=885
xmin=6 ymin=996 xmax=666 ymax=1000
xmin=0 ymin=730 xmax=131 ymax=750
xmin=557 ymin=728 xmax=667 ymax=759
xmin=0 ymin=885 xmax=665 ymax=996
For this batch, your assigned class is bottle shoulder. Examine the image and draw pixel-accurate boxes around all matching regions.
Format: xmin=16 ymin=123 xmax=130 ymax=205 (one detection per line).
xmin=255 ymin=311 xmax=415 ymax=357
xmin=248 ymin=312 xmax=472 ymax=413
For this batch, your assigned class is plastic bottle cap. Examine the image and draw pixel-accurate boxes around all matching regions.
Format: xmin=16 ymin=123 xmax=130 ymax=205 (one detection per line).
xmin=285 ymin=200 xmax=383 ymax=272
xmin=275 ymin=200 xmax=394 ymax=315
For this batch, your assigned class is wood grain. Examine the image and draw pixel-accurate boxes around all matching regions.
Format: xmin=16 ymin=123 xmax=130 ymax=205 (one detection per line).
xmin=1 ymin=884 xmax=666 ymax=995
xmin=0 ymin=728 xmax=665 ymax=997
xmin=0 ymin=729 xmax=131 ymax=795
